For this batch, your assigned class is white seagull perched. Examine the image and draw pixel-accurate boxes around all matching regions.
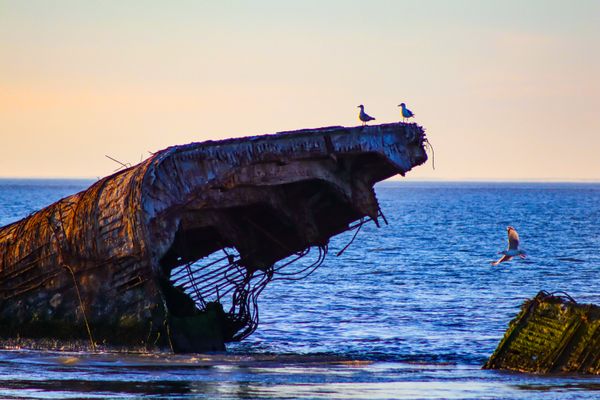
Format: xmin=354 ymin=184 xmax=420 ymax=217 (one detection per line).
xmin=491 ymin=226 xmax=527 ymax=266
xmin=357 ymin=105 xmax=375 ymax=126
xmin=398 ymin=102 xmax=415 ymax=122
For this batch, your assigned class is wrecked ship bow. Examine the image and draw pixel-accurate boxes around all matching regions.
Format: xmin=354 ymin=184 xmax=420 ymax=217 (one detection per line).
xmin=0 ymin=123 xmax=427 ymax=352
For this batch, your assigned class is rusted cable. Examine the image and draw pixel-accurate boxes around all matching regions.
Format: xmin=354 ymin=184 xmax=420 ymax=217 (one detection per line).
xmin=336 ymin=219 xmax=365 ymax=257
xmin=185 ymin=263 xmax=206 ymax=308
xmin=45 ymin=213 xmax=96 ymax=351
xmin=378 ymin=207 xmax=389 ymax=226
xmin=539 ymin=290 xmax=578 ymax=304
xmin=104 ymin=154 xmax=132 ymax=172
xmin=274 ymin=245 xmax=327 ymax=281
xmin=424 ymin=138 xmax=435 ymax=170
xmin=63 ymin=264 xmax=97 ymax=352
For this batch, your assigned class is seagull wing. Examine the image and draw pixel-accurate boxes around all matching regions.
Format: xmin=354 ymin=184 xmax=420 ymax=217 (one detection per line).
xmin=491 ymin=254 xmax=513 ymax=266
xmin=402 ymin=108 xmax=414 ymax=118
xmin=507 ymin=227 xmax=520 ymax=250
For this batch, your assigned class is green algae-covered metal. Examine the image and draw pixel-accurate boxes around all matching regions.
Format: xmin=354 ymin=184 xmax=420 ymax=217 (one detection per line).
xmin=485 ymin=291 xmax=600 ymax=374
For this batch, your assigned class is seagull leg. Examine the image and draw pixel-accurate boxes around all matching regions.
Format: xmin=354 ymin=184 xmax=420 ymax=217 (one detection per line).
xmin=491 ymin=254 xmax=512 ymax=266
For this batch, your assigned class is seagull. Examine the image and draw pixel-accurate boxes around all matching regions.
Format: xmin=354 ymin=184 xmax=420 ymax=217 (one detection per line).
xmin=357 ymin=105 xmax=375 ymax=126
xmin=491 ymin=226 xmax=527 ymax=266
xmin=398 ymin=103 xmax=415 ymax=122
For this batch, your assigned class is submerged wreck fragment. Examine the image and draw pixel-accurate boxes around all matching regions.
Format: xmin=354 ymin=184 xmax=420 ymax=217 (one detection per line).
xmin=485 ymin=291 xmax=600 ymax=374
xmin=0 ymin=123 xmax=427 ymax=352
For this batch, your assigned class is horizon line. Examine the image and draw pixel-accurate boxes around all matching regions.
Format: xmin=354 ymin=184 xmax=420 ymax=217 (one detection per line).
xmin=0 ymin=176 xmax=599 ymax=184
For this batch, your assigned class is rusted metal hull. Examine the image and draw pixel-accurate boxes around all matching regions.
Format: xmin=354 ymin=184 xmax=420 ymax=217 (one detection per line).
xmin=485 ymin=291 xmax=600 ymax=374
xmin=0 ymin=123 xmax=428 ymax=352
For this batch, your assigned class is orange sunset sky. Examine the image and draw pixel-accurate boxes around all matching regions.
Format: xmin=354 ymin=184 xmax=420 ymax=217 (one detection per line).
xmin=1 ymin=1 xmax=599 ymax=180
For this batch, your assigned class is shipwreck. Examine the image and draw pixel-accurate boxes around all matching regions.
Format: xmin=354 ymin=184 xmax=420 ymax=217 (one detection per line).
xmin=0 ymin=122 xmax=427 ymax=352
xmin=485 ymin=291 xmax=600 ymax=374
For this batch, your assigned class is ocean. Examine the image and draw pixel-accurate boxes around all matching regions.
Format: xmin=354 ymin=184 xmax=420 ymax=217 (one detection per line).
xmin=1 ymin=179 xmax=600 ymax=399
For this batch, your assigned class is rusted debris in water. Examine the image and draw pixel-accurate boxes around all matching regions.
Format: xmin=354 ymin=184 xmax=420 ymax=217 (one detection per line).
xmin=485 ymin=291 xmax=600 ymax=374
xmin=0 ymin=123 xmax=428 ymax=352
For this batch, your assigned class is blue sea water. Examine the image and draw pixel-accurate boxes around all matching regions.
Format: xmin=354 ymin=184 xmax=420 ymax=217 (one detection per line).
xmin=1 ymin=179 xmax=600 ymax=399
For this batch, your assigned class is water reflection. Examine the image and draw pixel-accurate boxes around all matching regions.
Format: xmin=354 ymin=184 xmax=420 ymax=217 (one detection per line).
xmin=2 ymin=351 xmax=600 ymax=399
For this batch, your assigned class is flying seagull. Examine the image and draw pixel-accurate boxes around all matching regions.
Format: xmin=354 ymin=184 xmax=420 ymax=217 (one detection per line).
xmin=357 ymin=105 xmax=375 ymax=126
xmin=398 ymin=103 xmax=415 ymax=122
xmin=491 ymin=226 xmax=527 ymax=266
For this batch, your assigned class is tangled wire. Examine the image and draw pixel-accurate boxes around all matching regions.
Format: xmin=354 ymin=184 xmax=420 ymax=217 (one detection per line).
xmin=424 ymin=137 xmax=435 ymax=170
xmin=170 ymin=244 xmax=329 ymax=341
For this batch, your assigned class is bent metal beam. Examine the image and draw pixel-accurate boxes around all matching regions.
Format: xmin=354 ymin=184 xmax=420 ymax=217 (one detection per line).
xmin=0 ymin=123 xmax=428 ymax=352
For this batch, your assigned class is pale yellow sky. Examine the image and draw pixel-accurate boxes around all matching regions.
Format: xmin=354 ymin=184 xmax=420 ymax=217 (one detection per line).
xmin=1 ymin=0 xmax=599 ymax=180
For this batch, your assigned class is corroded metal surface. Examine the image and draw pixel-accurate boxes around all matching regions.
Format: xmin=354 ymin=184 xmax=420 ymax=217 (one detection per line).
xmin=485 ymin=291 xmax=600 ymax=374
xmin=0 ymin=123 xmax=428 ymax=352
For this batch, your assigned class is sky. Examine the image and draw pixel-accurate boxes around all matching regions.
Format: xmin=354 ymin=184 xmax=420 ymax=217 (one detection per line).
xmin=1 ymin=0 xmax=599 ymax=180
